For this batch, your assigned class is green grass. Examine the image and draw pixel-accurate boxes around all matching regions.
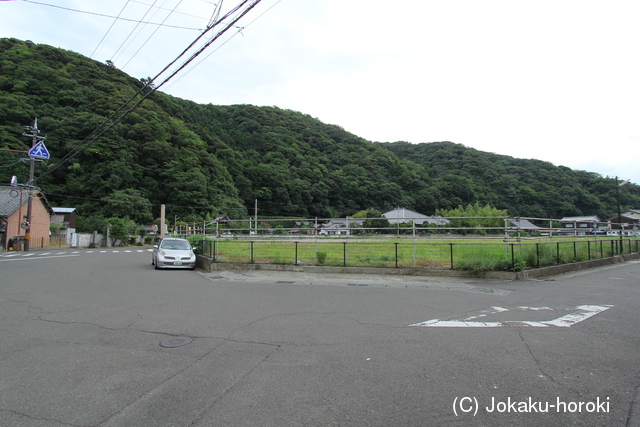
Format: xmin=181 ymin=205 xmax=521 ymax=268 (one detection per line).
xmin=191 ymin=236 xmax=639 ymax=271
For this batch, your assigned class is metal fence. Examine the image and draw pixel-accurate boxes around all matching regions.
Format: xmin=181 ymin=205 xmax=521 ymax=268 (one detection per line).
xmin=194 ymin=237 xmax=640 ymax=271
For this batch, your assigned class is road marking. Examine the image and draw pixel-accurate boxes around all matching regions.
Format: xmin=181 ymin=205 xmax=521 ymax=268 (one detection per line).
xmin=1 ymin=249 xmax=156 ymax=259
xmin=410 ymin=305 xmax=614 ymax=328
xmin=0 ymin=254 xmax=81 ymax=262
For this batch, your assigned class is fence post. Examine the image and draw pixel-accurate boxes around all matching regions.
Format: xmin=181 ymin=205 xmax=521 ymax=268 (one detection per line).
xmin=573 ymin=242 xmax=577 ymax=261
xmin=510 ymin=243 xmax=515 ymax=269
xmin=343 ymin=242 xmax=347 ymax=267
xmin=449 ymin=243 xmax=454 ymax=270
xmin=294 ymin=241 xmax=298 ymax=265
xmin=587 ymin=241 xmax=591 ymax=260
xmin=536 ymin=243 xmax=540 ymax=268
xmin=394 ymin=242 xmax=399 ymax=268
xmin=213 ymin=240 xmax=217 ymax=262
xmin=556 ymin=242 xmax=560 ymax=265
xmin=250 ymin=241 xmax=254 ymax=264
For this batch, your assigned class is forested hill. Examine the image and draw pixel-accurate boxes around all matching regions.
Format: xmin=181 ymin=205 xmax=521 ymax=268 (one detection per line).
xmin=1 ymin=38 xmax=639 ymax=226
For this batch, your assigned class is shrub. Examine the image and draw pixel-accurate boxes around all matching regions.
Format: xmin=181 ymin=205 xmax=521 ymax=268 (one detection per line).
xmin=493 ymin=259 xmax=527 ymax=272
xmin=456 ymin=259 xmax=495 ymax=273
xmin=316 ymin=251 xmax=327 ymax=264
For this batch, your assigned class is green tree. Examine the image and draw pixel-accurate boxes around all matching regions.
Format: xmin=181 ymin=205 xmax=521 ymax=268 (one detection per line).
xmin=106 ymin=217 xmax=134 ymax=246
xmin=359 ymin=209 xmax=391 ymax=234
xmin=437 ymin=203 xmax=507 ymax=235
xmin=103 ymin=189 xmax=153 ymax=224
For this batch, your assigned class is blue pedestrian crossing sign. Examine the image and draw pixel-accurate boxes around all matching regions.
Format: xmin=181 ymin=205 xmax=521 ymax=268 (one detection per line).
xmin=28 ymin=141 xmax=50 ymax=160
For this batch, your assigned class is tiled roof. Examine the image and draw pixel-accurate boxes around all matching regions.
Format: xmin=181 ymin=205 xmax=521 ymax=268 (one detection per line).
xmin=0 ymin=186 xmax=54 ymax=216
xmin=52 ymin=207 xmax=76 ymax=213
xmin=0 ymin=186 xmax=28 ymax=217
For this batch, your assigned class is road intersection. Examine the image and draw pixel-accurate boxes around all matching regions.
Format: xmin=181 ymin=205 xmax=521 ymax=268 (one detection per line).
xmin=0 ymin=248 xmax=638 ymax=426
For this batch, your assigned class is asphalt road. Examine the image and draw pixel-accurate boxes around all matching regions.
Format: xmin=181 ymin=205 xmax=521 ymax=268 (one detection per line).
xmin=0 ymin=247 xmax=638 ymax=426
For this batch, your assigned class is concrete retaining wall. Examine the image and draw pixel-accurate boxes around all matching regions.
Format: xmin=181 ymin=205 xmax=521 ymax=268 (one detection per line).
xmin=197 ymin=253 xmax=640 ymax=280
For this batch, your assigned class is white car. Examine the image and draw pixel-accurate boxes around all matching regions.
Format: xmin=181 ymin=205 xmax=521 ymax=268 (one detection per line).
xmin=152 ymin=237 xmax=196 ymax=270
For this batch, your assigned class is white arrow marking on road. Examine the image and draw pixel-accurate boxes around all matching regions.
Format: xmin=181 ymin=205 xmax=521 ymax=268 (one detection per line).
xmin=410 ymin=305 xmax=614 ymax=328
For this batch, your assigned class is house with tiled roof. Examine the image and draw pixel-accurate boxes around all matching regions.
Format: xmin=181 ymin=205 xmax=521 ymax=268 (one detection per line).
xmin=559 ymin=216 xmax=601 ymax=236
xmin=383 ymin=208 xmax=450 ymax=226
xmin=0 ymin=186 xmax=53 ymax=250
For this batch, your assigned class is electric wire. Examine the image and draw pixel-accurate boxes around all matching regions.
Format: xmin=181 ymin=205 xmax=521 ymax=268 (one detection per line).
xmin=163 ymin=0 xmax=281 ymax=92
xmin=207 ymin=0 xmax=223 ymax=27
xmin=129 ymin=0 xmax=213 ymax=23
xmin=33 ymin=0 xmax=263 ymax=183
xmin=109 ymin=0 xmax=159 ymax=63
xmin=0 ymin=158 xmax=28 ymax=168
xmin=49 ymin=1 xmax=255 ymax=160
xmin=90 ymin=0 xmax=132 ymax=59
xmin=120 ymin=0 xmax=184 ymax=70
xmin=19 ymin=0 xmax=202 ymax=31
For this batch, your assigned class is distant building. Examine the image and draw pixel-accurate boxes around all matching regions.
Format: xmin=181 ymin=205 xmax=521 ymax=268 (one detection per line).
xmin=607 ymin=209 xmax=640 ymax=233
xmin=51 ymin=207 xmax=78 ymax=243
xmin=317 ymin=219 xmax=364 ymax=236
xmin=383 ymin=208 xmax=450 ymax=226
xmin=0 ymin=186 xmax=53 ymax=250
xmin=507 ymin=218 xmax=542 ymax=234
xmin=559 ymin=216 xmax=601 ymax=236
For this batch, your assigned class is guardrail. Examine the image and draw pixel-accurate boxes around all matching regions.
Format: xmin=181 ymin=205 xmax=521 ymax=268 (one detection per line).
xmin=193 ymin=237 xmax=639 ymax=272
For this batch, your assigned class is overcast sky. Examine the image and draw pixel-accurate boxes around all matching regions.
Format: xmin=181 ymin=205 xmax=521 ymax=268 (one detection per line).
xmin=2 ymin=0 xmax=639 ymax=184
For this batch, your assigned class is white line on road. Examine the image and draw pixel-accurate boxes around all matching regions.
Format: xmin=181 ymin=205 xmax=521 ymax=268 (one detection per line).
xmin=0 ymin=255 xmax=81 ymax=262
xmin=410 ymin=305 xmax=614 ymax=328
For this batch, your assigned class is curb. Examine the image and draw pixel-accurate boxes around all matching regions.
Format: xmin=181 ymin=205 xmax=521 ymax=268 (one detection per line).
xmin=197 ymin=253 xmax=640 ymax=280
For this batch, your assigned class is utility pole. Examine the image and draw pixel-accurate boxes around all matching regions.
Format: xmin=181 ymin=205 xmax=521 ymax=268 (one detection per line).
xmin=160 ymin=204 xmax=166 ymax=238
xmin=615 ymin=177 xmax=630 ymax=252
xmin=22 ymin=118 xmax=46 ymax=252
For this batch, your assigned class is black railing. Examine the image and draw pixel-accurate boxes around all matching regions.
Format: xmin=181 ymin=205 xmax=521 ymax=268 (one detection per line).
xmin=194 ymin=237 xmax=639 ymax=272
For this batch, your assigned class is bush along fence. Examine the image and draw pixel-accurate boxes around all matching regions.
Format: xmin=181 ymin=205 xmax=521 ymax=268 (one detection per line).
xmin=192 ymin=237 xmax=640 ymax=273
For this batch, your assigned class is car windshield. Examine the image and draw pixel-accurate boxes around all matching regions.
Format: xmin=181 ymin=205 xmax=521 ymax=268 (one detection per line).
xmin=160 ymin=240 xmax=191 ymax=250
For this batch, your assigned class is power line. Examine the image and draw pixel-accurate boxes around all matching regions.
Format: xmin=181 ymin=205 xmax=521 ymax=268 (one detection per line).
xmin=120 ymin=0 xmax=185 ymax=70
xmin=90 ymin=0 xmax=133 ymax=59
xmin=20 ymin=0 xmax=202 ymax=30
xmin=129 ymin=0 xmax=214 ymax=23
xmin=164 ymin=0 xmax=281 ymax=92
xmin=110 ymin=0 xmax=160 ymax=63
xmin=33 ymin=0 xmax=263 ymax=182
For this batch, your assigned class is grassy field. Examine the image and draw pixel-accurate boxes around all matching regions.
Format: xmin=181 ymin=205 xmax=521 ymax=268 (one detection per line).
xmin=191 ymin=235 xmax=640 ymax=272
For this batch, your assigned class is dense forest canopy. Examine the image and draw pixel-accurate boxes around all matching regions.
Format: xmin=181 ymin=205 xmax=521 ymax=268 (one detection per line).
xmin=1 ymin=38 xmax=639 ymax=230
